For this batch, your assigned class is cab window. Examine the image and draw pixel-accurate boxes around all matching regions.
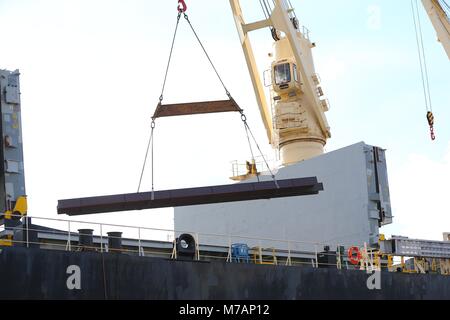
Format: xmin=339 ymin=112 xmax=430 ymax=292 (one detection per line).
xmin=274 ymin=63 xmax=291 ymax=85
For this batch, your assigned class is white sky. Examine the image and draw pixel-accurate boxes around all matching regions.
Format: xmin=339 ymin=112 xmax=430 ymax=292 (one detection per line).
xmin=0 ymin=0 xmax=449 ymax=241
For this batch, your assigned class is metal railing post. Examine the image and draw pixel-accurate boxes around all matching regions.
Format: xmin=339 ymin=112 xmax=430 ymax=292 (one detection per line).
xmin=26 ymin=216 xmax=29 ymax=248
xmin=286 ymin=241 xmax=292 ymax=266
xmin=227 ymin=236 xmax=232 ymax=263
xmin=100 ymin=224 xmax=103 ymax=253
xmin=67 ymin=221 xmax=71 ymax=251
xmin=195 ymin=233 xmax=200 ymax=261
xmin=258 ymin=240 xmax=263 ymax=264
xmin=337 ymin=244 xmax=341 ymax=270
xmin=138 ymin=228 xmax=142 ymax=257
xmin=314 ymin=244 xmax=319 ymax=268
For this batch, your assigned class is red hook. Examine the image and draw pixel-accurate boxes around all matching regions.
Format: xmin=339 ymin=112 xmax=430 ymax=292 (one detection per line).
xmin=430 ymin=127 xmax=436 ymax=141
xmin=178 ymin=0 xmax=187 ymax=13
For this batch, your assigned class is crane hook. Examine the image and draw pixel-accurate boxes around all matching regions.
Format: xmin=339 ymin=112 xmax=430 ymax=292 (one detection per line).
xmin=427 ymin=111 xmax=436 ymax=141
xmin=178 ymin=0 xmax=187 ymax=13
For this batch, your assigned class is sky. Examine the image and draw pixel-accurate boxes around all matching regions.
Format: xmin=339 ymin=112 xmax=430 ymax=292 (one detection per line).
xmin=0 ymin=0 xmax=449 ymax=242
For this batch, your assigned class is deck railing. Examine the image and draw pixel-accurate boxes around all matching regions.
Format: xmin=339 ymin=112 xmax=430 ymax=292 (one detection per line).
xmin=1 ymin=214 xmax=449 ymax=275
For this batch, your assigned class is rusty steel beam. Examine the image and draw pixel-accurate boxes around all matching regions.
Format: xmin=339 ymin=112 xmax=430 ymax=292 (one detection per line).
xmin=152 ymin=99 xmax=242 ymax=119
xmin=57 ymin=177 xmax=323 ymax=216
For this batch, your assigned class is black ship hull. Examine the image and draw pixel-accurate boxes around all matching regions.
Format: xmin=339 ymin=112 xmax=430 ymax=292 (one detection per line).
xmin=0 ymin=247 xmax=449 ymax=300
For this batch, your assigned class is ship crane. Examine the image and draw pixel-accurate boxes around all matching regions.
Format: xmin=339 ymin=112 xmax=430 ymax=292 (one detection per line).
xmin=230 ymin=0 xmax=331 ymax=166
xmin=230 ymin=0 xmax=447 ymax=158
xmin=422 ymin=0 xmax=450 ymax=59
xmin=412 ymin=0 xmax=449 ymax=140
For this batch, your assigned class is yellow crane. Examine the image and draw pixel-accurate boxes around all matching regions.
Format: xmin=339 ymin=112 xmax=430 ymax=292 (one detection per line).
xmin=229 ymin=0 xmax=447 ymax=170
xmin=422 ymin=0 xmax=450 ymax=59
xmin=230 ymin=0 xmax=331 ymax=166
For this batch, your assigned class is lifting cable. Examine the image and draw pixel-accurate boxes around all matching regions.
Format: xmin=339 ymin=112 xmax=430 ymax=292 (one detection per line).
xmin=137 ymin=121 xmax=155 ymax=194
xmin=137 ymin=7 xmax=183 ymax=194
xmin=241 ymin=113 xmax=280 ymax=188
xmin=243 ymin=115 xmax=259 ymax=182
xmin=259 ymin=0 xmax=280 ymax=41
xmin=411 ymin=0 xmax=436 ymax=141
xmin=440 ymin=0 xmax=450 ymax=15
xmin=182 ymin=13 xmax=231 ymax=97
xmin=138 ymin=0 xmax=279 ymax=193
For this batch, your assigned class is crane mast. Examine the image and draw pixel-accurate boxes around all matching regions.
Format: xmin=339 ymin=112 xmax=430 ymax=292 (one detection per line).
xmin=0 ymin=70 xmax=27 ymax=242
xmin=422 ymin=0 xmax=450 ymax=59
xmin=230 ymin=0 xmax=331 ymax=166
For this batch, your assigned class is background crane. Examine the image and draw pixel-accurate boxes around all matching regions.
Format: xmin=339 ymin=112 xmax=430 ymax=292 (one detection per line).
xmin=422 ymin=0 xmax=450 ymax=59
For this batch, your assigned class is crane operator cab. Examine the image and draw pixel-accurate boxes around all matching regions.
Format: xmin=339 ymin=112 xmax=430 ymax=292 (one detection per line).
xmin=272 ymin=59 xmax=302 ymax=96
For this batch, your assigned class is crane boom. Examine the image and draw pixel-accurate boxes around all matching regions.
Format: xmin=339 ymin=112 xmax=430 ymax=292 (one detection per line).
xmin=229 ymin=0 xmax=274 ymax=144
xmin=422 ymin=0 xmax=450 ymax=58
